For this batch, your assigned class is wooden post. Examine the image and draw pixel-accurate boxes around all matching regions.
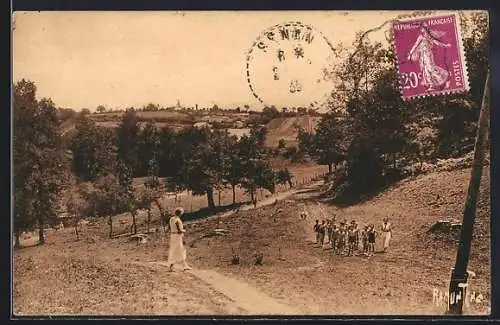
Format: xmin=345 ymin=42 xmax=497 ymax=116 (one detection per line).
xmin=447 ymin=72 xmax=490 ymax=315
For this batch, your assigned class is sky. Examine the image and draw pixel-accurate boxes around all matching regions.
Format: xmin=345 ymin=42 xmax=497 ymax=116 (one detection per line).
xmin=12 ymin=10 xmax=472 ymax=111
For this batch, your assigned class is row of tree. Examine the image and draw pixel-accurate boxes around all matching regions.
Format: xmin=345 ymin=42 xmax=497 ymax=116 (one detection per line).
xmin=71 ymin=109 xmax=294 ymax=208
xmin=14 ymin=85 xmax=294 ymax=245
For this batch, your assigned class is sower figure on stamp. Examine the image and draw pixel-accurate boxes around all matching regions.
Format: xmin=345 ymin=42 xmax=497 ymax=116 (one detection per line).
xmin=407 ymin=23 xmax=452 ymax=92
xmin=167 ymin=207 xmax=192 ymax=272
xmin=381 ymin=217 xmax=392 ymax=253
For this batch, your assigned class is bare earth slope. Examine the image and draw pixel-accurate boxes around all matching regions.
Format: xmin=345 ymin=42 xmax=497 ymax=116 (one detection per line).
xmin=13 ymin=167 xmax=490 ymax=315
xmin=264 ymin=116 xmax=321 ymax=148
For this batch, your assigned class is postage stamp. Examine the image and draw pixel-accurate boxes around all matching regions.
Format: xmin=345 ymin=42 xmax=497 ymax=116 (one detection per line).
xmin=246 ymin=21 xmax=335 ymax=109
xmin=392 ymin=13 xmax=469 ymax=100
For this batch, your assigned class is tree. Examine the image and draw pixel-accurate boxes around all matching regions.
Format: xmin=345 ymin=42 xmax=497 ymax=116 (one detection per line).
xmin=13 ymin=80 xmax=70 ymax=245
xmin=158 ymin=126 xmax=179 ymax=177
xmin=130 ymin=186 xmax=155 ymax=234
xmin=13 ymin=79 xmax=38 ymax=247
xmin=116 ymin=161 xmax=136 ymax=233
xmin=168 ymin=127 xmax=218 ymax=210
xmin=310 ymin=113 xmax=346 ymax=173
xmin=277 ymin=139 xmax=286 ymax=150
xmin=211 ymin=130 xmax=233 ymax=206
xmin=404 ymin=115 xmax=437 ymax=171
xmin=57 ymin=108 xmax=77 ymax=121
xmin=96 ymin=105 xmax=106 ymax=113
xmin=342 ymin=136 xmax=384 ymax=198
xmin=81 ymin=108 xmax=91 ymax=115
xmin=249 ymin=124 xmax=268 ymax=149
xmin=297 ymin=127 xmax=315 ymax=157
xmin=71 ymin=114 xmax=99 ymax=180
xmin=13 ymin=190 xmax=36 ymax=248
xmin=143 ymin=103 xmax=160 ymax=112
xmin=137 ymin=120 xmax=160 ymax=176
xmin=262 ymin=106 xmax=280 ymax=122
xmin=362 ymin=68 xmax=409 ymax=169
xmin=66 ymin=181 xmax=94 ymax=240
xmin=225 ymin=135 xmax=243 ymax=205
xmin=282 ymin=146 xmax=303 ymax=163
xmin=275 ymin=168 xmax=294 ymax=189
xmin=92 ymin=173 xmax=128 ymax=238
xmin=325 ymin=34 xmax=409 ymax=200
xmin=71 ymin=113 xmax=116 ymax=181
xmin=144 ymin=157 xmax=164 ymax=232
xmin=116 ymin=109 xmax=140 ymax=175
xmin=238 ymin=129 xmax=275 ymax=203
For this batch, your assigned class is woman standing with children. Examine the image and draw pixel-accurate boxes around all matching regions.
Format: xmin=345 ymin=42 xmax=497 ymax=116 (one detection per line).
xmin=381 ymin=217 xmax=392 ymax=253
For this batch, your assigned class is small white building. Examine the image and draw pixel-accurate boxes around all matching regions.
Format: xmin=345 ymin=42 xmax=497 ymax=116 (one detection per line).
xmin=193 ymin=121 xmax=212 ymax=129
xmin=233 ymin=120 xmax=245 ymax=128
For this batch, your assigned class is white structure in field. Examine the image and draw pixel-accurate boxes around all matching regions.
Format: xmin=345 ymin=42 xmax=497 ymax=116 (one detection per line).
xmin=193 ymin=121 xmax=212 ymax=129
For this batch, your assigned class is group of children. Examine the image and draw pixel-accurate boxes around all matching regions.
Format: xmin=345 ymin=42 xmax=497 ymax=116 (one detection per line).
xmin=313 ymin=217 xmax=378 ymax=256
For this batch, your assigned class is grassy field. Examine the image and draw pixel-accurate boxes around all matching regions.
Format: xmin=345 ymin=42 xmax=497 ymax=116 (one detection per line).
xmin=13 ymin=164 xmax=490 ymax=316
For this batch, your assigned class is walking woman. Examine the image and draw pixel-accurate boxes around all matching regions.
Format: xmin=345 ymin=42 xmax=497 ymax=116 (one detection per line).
xmin=381 ymin=217 xmax=392 ymax=253
xmin=168 ymin=207 xmax=192 ymax=272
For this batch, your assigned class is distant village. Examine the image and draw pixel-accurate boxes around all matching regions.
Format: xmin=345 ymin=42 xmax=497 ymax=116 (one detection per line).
xmin=90 ymin=99 xmax=325 ymax=116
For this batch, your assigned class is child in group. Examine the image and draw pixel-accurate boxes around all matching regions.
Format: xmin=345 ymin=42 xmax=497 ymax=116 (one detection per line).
xmin=367 ymin=224 xmax=377 ymax=256
xmin=347 ymin=221 xmax=359 ymax=256
xmin=337 ymin=222 xmax=346 ymax=255
xmin=330 ymin=224 xmax=339 ymax=252
xmin=313 ymin=220 xmax=320 ymax=244
xmin=326 ymin=219 xmax=333 ymax=245
xmin=361 ymin=225 xmax=369 ymax=256
xmin=319 ymin=220 xmax=326 ymax=247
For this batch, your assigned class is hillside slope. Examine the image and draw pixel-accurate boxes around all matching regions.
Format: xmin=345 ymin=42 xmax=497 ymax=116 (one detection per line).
xmin=265 ymin=116 xmax=321 ymax=148
xmin=13 ymin=166 xmax=490 ymax=315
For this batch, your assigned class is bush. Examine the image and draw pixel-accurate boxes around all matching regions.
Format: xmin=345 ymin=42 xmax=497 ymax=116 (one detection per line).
xmin=383 ymin=167 xmax=405 ymax=185
xmin=330 ymin=139 xmax=385 ymax=204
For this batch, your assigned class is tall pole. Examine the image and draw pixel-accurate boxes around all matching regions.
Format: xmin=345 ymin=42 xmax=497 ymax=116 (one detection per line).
xmin=447 ymin=71 xmax=490 ymax=315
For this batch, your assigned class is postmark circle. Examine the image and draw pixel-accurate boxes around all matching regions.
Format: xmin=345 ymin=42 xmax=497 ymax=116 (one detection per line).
xmin=246 ymin=21 xmax=336 ymax=109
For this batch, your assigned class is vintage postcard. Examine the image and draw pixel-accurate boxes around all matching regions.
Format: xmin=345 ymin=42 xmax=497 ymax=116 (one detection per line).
xmin=12 ymin=10 xmax=490 ymax=316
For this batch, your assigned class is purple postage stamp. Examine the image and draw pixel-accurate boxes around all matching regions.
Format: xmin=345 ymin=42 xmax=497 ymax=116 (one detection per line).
xmin=392 ymin=13 xmax=469 ymax=100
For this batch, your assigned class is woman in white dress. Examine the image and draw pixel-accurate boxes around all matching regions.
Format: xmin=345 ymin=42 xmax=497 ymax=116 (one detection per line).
xmin=381 ymin=217 xmax=392 ymax=253
xmin=168 ymin=207 xmax=192 ymax=272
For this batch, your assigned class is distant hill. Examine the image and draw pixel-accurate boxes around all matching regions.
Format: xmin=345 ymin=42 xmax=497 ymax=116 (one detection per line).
xmin=264 ymin=116 xmax=321 ymax=148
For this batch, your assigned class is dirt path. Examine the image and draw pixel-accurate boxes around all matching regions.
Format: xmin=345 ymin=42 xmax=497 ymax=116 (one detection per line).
xmin=141 ymin=261 xmax=300 ymax=315
xmin=189 ymin=268 xmax=300 ymax=314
